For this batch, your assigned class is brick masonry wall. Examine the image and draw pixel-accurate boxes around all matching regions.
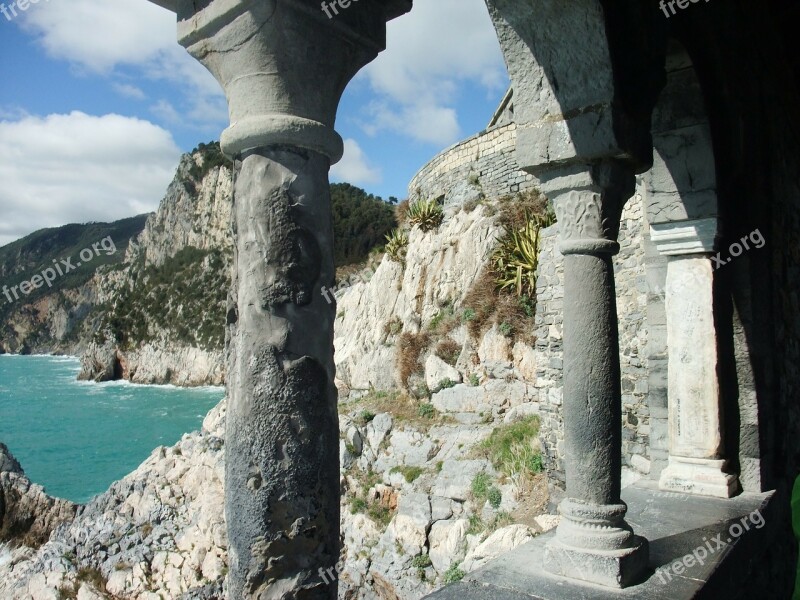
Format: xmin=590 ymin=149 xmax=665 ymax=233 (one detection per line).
xmin=533 ymin=193 xmax=652 ymax=489
xmin=408 ymin=123 xmax=537 ymax=205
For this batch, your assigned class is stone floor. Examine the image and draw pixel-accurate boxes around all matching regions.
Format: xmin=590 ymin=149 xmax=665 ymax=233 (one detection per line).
xmin=425 ymin=480 xmax=776 ymax=599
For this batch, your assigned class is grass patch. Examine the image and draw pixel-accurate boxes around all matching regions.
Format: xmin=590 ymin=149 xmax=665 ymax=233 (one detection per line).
xmin=476 ymin=416 xmax=543 ymax=493
xmin=391 ymin=465 xmax=425 ymax=483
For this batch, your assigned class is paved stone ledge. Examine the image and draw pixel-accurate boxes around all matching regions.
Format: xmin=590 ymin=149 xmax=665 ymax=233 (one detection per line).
xmin=425 ymin=480 xmax=776 ymax=599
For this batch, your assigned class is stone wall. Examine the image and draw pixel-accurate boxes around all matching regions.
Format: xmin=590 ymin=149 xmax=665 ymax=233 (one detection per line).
xmin=533 ymin=192 xmax=652 ymax=489
xmin=407 ymin=123 xmax=537 ymax=206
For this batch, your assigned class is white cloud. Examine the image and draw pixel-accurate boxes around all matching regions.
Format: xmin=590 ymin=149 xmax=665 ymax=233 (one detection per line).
xmin=0 ymin=112 xmax=182 ymax=246
xmin=19 ymin=0 xmax=226 ymax=133
xmin=112 ymin=83 xmax=146 ymax=100
xmin=330 ymin=139 xmax=382 ymax=185
xmin=356 ymin=0 xmax=507 ymax=146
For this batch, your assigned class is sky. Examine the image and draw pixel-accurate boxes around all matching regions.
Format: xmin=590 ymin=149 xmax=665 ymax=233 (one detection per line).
xmin=0 ymin=0 xmax=509 ymax=247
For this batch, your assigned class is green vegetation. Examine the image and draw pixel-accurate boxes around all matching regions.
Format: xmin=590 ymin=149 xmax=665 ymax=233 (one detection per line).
xmin=188 ymin=141 xmax=232 ymax=182
xmin=435 ymin=378 xmax=457 ymax=392
xmin=331 ymin=183 xmax=397 ymax=267
xmin=391 ymin=465 xmax=425 ymax=483
xmin=472 ymin=472 xmax=492 ymax=498
xmin=443 ymin=562 xmax=466 ymax=584
xmin=477 ymin=416 xmax=543 ymax=491
xmin=384 ymin=228 xmax=409 ymax=264
xmin=358 ymin=410 xmax=377 ymax=426
xmin=793 ymin=475 xmax=800 ymax=599
xmin=0 ymin=216 xmax=147 ymax=324
xmin=469 ymin=373 xmax=480 ymax=387
xmin=492 ymin=211 xmax=555 ymax=297
xmin=408 ymin=199 xmax=444 ymax=232
xmin=418 ymin=403 xmax=436 ymax=419
xmin=99 ymin=246 xmax=228 ymax=351
xmin=487 ymin=486 xmax=503 ymax=509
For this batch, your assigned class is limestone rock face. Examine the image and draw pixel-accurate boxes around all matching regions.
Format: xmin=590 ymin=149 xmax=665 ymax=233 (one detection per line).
xmin=0 ymin=444 xmax=77 ymax=549
xmin=0 ymin=403 xmax=227 ymax=600
xmin=334 ymin=205 xmax=503 ymax=391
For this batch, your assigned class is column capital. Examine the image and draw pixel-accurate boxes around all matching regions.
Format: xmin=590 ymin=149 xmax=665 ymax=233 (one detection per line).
xmin=543 ymin=160 xmax=635 ymax=256
xmin=175 ymin=0 xmax=411 ymax=159
xmin=650 ymin=217 xmax=718 ymax=256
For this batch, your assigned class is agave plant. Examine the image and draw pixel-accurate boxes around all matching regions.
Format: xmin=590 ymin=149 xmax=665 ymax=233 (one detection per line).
xmin=384 ymin=228 xmax=409 ymax=263
xmin=492 ymin=211 xmax=555 ymax=297
xmin=407 ymin=199 xmax=444 ymax=232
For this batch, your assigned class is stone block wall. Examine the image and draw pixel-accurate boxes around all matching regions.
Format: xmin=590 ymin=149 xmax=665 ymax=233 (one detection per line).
xmin=533 ymin=192 xmax=652 ymax=488
xmin=408 ymin=123 xmax=537 ymax=205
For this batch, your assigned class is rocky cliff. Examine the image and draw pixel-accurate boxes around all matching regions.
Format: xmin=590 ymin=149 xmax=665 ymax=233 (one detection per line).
xmin=0 ymin=185 xmax=559 ymax=599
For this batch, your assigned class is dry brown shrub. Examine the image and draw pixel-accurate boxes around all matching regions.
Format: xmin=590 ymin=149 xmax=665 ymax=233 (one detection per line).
xmin=435 ymin=338 xmax=461 ymax=366
xmin=461 ymin=268 xmax=500 ymax=340
xmin=397 ymin=331 xmax=430 ymax=386
xmin=395 ymin=199 xmax=410 ymax=225
xmin=497 ymin=189 xmax=550 ymax=231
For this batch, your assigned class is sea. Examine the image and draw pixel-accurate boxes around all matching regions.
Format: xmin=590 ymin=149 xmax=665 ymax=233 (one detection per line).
xmin=0 ymin=354 xmax=224 ymax=504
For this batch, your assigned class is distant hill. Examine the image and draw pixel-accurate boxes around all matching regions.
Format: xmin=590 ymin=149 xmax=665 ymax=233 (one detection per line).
xmin=0 ymin=217 xmax=147 ymax=325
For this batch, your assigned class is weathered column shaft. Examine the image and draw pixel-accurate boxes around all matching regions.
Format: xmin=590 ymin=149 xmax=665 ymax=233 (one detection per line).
xmin=226 ymin=147 xmax=338 ymax=598
xmin=562 ymin=253 xmax=621 ymax=506
xmin=541 ymin=162 xmax=648 ymax=588
xmin=167 ymin=1 xmax=411 ymax=596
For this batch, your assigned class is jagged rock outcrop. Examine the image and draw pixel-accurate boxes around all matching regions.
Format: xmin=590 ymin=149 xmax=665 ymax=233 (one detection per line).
xmin=0 ymin=444 xmax=77 ymax=549
xmin=0 ymin=393 xmax=556 ymax=600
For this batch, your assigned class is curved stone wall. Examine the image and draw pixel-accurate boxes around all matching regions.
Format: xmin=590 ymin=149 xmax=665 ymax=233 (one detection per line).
xmin=408 ymin=123 xmax=537 ymax=205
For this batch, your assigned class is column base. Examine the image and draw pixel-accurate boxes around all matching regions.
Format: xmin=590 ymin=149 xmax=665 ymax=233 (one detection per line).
xmin=659 ymin=456 xmax=740 ymax=498
xmin=543 ymin=536 xmax=649 ymax=588
xmin=543 ymin=499 xmax=650 ymax=588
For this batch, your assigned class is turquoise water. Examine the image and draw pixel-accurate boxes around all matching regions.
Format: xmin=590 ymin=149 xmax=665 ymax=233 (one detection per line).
xmin=0 ymin=355 xmax=224 ymax=503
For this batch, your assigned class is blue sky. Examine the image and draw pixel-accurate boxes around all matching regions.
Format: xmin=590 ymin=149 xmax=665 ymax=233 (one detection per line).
xmin=0 ymin=0 xmax=509 ymax=246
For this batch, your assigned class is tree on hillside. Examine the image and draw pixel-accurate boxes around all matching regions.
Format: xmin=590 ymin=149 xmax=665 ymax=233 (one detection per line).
xmin=330 ymin=183 xmax=396 ymax=267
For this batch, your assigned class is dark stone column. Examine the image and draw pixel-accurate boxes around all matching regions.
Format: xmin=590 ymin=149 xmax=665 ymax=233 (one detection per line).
xmin=541 ymin=161 xmax=649 ymax=588
xmin=225 ymin=148 xmax=339 ymax=598
xmin=165 ymin=1 xmax=411 ymax=596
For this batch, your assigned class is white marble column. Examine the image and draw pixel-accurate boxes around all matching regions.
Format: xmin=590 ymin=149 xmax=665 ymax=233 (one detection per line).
xmin=651 ymin=218 xmax=739 ymax=498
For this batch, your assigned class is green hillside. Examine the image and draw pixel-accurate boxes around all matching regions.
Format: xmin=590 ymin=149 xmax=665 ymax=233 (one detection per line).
xmin=0 ymin=216 xmax=148 ymax=320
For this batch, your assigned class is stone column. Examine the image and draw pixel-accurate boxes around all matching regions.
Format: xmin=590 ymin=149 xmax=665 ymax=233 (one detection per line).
xmin=541 ymin=161 xmax=649 ymax=589
xmin=650 ymin=219 xmax=739 ymax=498
xmin=169 ymin=1 xmax=410 ymax=597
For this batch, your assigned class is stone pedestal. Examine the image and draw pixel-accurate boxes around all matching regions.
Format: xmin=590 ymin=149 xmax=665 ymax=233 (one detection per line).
xmin=651 ymin=220 xmax=739 ymax=498
xmin=162 ymin=1 xmax=411 ymax=597
xmin=540 ymin=162 xmax=649 ymax=588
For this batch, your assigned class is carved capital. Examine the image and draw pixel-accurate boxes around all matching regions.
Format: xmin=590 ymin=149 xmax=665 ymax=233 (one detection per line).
xmin=550 ymin=160 xmax=635 ymax=255
xmin=175 ymin=0 xmax=410 ymax=159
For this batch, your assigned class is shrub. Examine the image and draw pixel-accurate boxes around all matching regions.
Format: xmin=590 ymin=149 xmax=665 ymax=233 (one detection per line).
xmin=435 ymin=338 xmax=461 ymax=366
xmin=469 ymin=373 xmax=480 ymax=387
xmin=408 ymin=199 xmax=444 ymax=232
xmin=418 ymin=403 xmax=436 ymax=419
xmin=499 ymin=321 xmax=513 ymax=337
xmin=397 ymin=332 xmax=430 ymax=387
xmin=461 ymin=308 xmax=476 ymax=323
xmin=488 ymin=486 xmax=503 ymax=509
xmin=384 ymin=228 xmax=409 ymax=264
xmin=435 ymin=378 xmax=457 ymax=392
xmin=395 ymin=199 xmax=410 ymax=225
xmin=358 ymin=410 xmax=376 ymax=426
xmin=472 ymin=472 xmax=491 ymax=499
xmin=443 ymin=563 xmax=466 ymax=584
xmin=383 ymin=317 xmax=403 ymax=338
xmin=493 ymin=211 xmax=554 ymax=297
xmin=412 ymin=554 xmax=432 ymax=569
